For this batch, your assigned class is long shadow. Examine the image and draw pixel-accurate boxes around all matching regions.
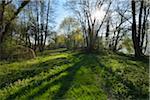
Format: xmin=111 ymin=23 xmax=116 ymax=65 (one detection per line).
xmin=116 ymin=52 xmax=149 ymax=64
xmin=6 ymin=65 xmax=70 ymax=100
xmin=0 ymin=57 xmax=69 ymax=89
xmin=5 ymin=53 xmax=82 ymax=100
xmin=51 ymin=57 xmax=84 ymax=100
xmin=5 ymin=52 xmax=148 ymax=99
xmin=37 ymin=48 xmax=68 ymax=57
xmin=93 ymin=55 xmax=149 ymax=99
xmin=109 ymin=53 xmax=149 ymax=71
xmin=5 ymin=57 xmax=72 ymax=100
xmin=26 ymin=54 xmax=86 ymax=99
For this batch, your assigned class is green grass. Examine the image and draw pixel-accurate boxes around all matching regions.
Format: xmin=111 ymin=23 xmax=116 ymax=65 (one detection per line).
xmin=0 ymin=49 xmax=149 ymax=100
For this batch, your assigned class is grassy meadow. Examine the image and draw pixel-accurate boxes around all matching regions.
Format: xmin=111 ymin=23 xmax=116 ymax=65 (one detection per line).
xmin=0 ymin=49 xmax=149 ymax=100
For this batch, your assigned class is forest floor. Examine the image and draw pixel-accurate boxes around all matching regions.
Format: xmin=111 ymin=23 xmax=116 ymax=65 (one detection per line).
xmin=0 ymin=49 xmax=149 ymax=100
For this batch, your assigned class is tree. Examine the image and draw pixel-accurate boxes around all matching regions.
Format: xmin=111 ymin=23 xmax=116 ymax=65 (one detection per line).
xmin=108 ymin=9 xmax=129 ymax=51
xmin=131 ymin=0 xmax=150 ymax=57
xmin=59 ymin=17 xmax=80 ymax=49
xmin=66 ymin=0 xmax=112 ymax=52
xmin=71 ymin=28 xmax=84 ymax=49
xmin=22 ymin=0 xmax=54 ymax=52
xmin=0 ymin=0 xmax=30 ymax=60
xmin=0 ymin=0 xmax=30 ymax=44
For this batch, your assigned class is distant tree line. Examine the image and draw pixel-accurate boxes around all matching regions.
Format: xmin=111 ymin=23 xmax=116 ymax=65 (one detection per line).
xmin=0 ymin=0 xmax=149 ymax=60
xmin=66 ymin=0 xmax=149 ymax=56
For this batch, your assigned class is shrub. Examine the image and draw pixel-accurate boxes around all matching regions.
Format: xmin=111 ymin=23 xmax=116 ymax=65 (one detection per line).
xmin=1 ymin=45 xmax=36 ymax=61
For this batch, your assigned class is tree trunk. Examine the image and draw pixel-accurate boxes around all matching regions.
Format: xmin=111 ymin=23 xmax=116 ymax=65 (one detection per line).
xmin=0 ymin=0 xmax=30 ymax=45
xmin=131 ymin=0 xmax=142 ymax=57
xmin=0 ymin=0 xmax=5 ymax=44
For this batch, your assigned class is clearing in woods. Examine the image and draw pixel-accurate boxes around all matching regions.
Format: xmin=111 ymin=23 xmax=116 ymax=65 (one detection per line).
xmin=0 ymin=49 xmax=148 ymax=99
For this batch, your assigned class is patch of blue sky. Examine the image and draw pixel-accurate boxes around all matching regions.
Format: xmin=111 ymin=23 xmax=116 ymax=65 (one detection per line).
xmin=54 ymin=0 xmax=72 ymax=31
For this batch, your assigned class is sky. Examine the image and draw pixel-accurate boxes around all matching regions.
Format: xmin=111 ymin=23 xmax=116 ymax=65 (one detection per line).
xmin=14 ymin=0 xmax=69 ymax=31
xmin=54 ymin=0 xmax=106 ymax=32
xmin=54 ymin=0 xmax=70 ymax=31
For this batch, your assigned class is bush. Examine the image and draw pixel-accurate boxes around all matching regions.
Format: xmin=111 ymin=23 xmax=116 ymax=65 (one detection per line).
xmin=1 ymin=44 xmax=36 ymax=61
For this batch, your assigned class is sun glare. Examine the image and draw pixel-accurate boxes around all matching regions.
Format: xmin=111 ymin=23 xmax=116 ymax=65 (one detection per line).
xmin=92 ymin=8 xmax=106 ymax=22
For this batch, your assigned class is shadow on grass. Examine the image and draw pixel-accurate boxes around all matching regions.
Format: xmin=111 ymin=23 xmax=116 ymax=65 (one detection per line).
xmin=5 ymin=53 xmax=83 ymax=100
xmin=4 ymin=52 xmax=148 ymax=100
xmin=111 ymin=53 xmax=149 ymax=71
xmin=27 ymin=54 xmax=86 ymax=100
xmin=37 ymin=48 xmax=68 ymax=57
xmin=0 ymin=57 xmax=69 ymax=89
xmin=93 ymin=55 xmax=149 ymax=100
xmin=50 ymin=57 xmax=84 ymax=100
xmin=116 ymin=52 xmax=149 ymax=64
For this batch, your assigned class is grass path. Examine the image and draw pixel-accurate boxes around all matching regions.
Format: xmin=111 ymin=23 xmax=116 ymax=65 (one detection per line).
xmin=0 ymin=49 xmax=149 ymax=100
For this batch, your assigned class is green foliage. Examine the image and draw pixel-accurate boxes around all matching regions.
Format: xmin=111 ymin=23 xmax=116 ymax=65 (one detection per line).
xmin=99 ymin=53 xmax=148 ymax=99
xmin=1 ymin=38 xmax=35 ymax=61
xmin=0 ymin=49 xmax=148 ymax=99
xmin=59 ymin=17 xmax=79 ymax=34
xmin=55 ymin=34 xmax=66 ymax=48
xmin=50 ymin=28 xmax=84 ymax=49
xmin=122 ymin=36 xmax=134 ymax=54
xmin=71 ymin=29 xmax=84 ymax=48
xmin=4 ymin=4 xmax=16 ymax=21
